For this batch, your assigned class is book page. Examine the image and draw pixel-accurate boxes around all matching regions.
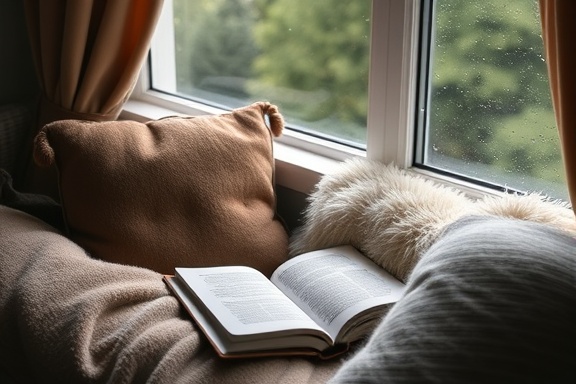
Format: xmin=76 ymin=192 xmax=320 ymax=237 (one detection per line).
xmin=270 ymin=245 xmax=405 ymax=341
xmin=165 ymin=276 xmax=333 ymax=356
xmin=175 ymin=266 xmax=330 ymax=341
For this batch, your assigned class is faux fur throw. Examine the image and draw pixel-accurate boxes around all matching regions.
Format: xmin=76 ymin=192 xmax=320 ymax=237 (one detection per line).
xmin=290 ymin=158 xmax=576 ymax=282
xmin=0 ymin=205 xmax=341 ymax=383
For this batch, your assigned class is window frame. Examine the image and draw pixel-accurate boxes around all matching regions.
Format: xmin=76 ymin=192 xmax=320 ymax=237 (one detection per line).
xmin=124 ymin=0 xmax=500 ymax=198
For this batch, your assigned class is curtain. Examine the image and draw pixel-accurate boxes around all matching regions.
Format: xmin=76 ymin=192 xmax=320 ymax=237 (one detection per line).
xmin=19 ymin=0 xmax=163 ymax=199
xmin=539 ymin=0 xmax=576 ymax=209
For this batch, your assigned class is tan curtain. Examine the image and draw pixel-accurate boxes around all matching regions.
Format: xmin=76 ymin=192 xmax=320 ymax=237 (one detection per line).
xmin=539 ymin=0 xmax=576 ymax=209
xmin=19 ymin=0 xmax=163 ymax=199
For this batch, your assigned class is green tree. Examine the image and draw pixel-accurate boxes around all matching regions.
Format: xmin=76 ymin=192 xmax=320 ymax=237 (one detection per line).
xmin=174 ymin=0 xmax=258 ymax=98
xmin=251 ymin=0 xmax=370 ymax=139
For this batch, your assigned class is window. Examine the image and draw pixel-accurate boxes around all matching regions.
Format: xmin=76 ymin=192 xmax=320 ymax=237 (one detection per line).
xmin=131 ymin=0 xmax=567 ymax=200
xmin=417 ymin=0 xmax=567 ymax=200
xmin=150 ymin=0 xmax=372 ymax=147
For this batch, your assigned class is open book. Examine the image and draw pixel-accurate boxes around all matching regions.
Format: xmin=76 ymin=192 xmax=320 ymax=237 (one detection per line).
xmin=164 ymin=245 xmax=405 ymax=358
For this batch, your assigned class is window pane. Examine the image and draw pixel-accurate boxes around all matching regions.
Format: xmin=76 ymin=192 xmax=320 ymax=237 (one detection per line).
xmin=422 ymin=0 xmax=568 ymax=200
xmin=152 ymin=0 xmax=371 ymax=146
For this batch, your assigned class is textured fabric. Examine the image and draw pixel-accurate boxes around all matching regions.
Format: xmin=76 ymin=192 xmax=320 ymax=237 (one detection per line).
xmin=330 ymin=216 xmax=576 ymax=384
xmin=33 ymin=102 xmax=289 ymax=277
xmin=21 ymin=0 xmax=164 ymax=199
xmin=23 ymin=0 xmax=163 ymax=120
xmin=0 ymin=169 xmax=63 ymax=230
xmin=0 ymin=103 xmax=32 ymax=175
xmin=289 ymin=158 xmax=475 ymax=282
xmin=539 ymin=1 xmax=576 ymax=210
xmin=290 ymin=158 xmax=576 ymax=283
xmin=0 ymin=205 xmax=340 ymax=384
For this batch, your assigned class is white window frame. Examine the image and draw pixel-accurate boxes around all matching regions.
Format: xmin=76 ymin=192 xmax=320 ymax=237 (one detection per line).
xmin=123 ymin=0 xmax=499 ymax=198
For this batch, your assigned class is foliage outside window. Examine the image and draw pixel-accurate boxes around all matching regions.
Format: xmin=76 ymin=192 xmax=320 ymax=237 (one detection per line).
xmin=421 ymin=0 xmax=566 ymax=199
xmin=170 ymin=0 xmax=370 ymax=144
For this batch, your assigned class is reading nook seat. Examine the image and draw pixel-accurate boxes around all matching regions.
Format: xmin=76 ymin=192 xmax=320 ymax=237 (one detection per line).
xmin=1 ymin=102 xmax=576 ymax=383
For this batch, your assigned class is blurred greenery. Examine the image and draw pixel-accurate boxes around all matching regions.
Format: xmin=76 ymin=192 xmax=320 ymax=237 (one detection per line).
xmin=251 ymin=0 xmax=370 ymax=127
xmin=428 ymin=0 xmax=564 ymax=190
xmin=173 ymin=0 xmax=370 ymax=141
xmin=171 ymin=0 xmax=565 ymax=194
xmin=173 ymin=0 xmax=259 ymax=97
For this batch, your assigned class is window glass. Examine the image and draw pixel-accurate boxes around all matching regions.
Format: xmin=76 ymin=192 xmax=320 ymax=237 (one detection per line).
xmin=152 ymin=0 xmax=371 ymax=146
xmin=148 ymin=0 xmax=568 ymax=200
xmin=420 ymin=0 xmax=567 ymax=199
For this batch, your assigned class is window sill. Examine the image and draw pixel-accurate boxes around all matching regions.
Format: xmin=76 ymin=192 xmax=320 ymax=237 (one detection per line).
xmin=121 ymin=99 xmax=501 ymax=198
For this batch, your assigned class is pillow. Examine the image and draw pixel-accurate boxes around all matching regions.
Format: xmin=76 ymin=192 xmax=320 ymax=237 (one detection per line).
xmin=330 ymin=216 xmax=576 ymax=384
xmin=289 ymin=157 xmax=476 ymax=282
xmin=289 ymin=157 xmax=576 ymax=283
xmin=33 ymin=102 xmax=289 ymax=276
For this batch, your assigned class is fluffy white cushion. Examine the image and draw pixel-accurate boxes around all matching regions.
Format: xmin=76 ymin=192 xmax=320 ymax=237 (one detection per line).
xmin=290 ymin=158 xmax=576 ymax=282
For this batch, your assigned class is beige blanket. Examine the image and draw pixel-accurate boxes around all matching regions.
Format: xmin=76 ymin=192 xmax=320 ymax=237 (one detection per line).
xmin=0 ymin=205 xmax=341 ymax=383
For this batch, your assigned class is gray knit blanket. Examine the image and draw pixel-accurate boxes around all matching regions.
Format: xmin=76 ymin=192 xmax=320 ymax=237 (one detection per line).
xmin=330 ymin=215 xmax=576 ymax=383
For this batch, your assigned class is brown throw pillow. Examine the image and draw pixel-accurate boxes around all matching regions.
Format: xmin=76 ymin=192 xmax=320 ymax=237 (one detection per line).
xmin=33 ymin=102 xmax=289 ymax=277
